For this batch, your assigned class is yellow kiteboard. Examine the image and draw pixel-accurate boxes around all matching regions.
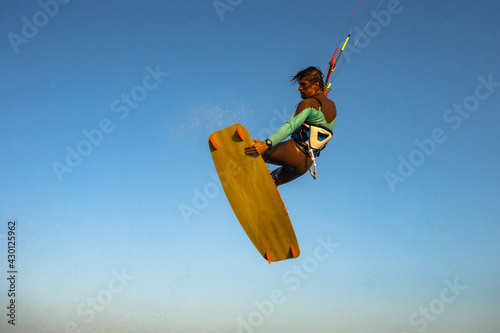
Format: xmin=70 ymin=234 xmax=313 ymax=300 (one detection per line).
xmin=209 ymin=124 xmax=300 ymax=263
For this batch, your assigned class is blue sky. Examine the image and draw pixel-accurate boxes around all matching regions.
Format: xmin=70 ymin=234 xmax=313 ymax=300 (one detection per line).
xmin=1 ymin=0 xmax=499 ymax=332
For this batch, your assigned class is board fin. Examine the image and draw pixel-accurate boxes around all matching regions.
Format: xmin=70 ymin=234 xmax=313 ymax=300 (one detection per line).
xmin=290 ymin=246 xmax=297 ymax=259
xmin=236 ymin=127 xmax=244 ymax=141
xmin=265 ymin=252 xmax=271 ymax=264
xmin=209 ymin=136 xmax=218 ymax=150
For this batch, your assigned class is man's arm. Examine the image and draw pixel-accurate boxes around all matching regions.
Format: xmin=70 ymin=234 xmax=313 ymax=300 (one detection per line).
xmin=244 ymin=98 xmax=319 ymax=156
xmin=267 ymin=98 xmax=318 ymax=145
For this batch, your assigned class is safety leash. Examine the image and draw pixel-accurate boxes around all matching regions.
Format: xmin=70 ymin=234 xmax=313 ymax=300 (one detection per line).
xmin=307 ymin=144 xmax=317 ymax=179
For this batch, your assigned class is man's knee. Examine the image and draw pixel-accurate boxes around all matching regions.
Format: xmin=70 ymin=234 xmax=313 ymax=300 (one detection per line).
xmin=262 ymin=149 xmax=272 ymax=162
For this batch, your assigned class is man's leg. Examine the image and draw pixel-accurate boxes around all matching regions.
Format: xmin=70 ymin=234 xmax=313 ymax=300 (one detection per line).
xmin=262 ymin=140 xmax=312 ymax=186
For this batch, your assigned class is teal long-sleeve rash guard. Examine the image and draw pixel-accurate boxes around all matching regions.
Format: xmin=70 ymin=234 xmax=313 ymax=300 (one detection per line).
xmin=268 ymin=96 xmax=336 ymax=146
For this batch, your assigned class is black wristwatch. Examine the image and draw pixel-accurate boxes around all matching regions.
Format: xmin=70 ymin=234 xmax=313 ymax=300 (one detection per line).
xmin=265 ymin=139 xmax=273 ymax=149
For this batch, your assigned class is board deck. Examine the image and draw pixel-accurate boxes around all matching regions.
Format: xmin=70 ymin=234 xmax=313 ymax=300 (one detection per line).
xmin=209 ymin=124 xmax=300 ymax=263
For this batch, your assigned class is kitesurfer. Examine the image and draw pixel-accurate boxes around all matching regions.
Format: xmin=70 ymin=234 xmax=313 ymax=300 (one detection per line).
xmin=244 ymin=66 xmax=337 ymax=186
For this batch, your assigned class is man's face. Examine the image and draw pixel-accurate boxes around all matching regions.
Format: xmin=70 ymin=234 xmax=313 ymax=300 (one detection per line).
xmin=298 ymin=77 xmax=319 ymax=99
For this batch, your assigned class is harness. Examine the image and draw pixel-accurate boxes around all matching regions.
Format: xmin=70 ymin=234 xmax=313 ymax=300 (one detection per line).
xmin=292 ymin=122 xmax=333 ymax=179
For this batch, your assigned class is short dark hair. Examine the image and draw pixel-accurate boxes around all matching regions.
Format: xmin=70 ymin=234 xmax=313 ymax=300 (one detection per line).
xmin=290 ymin=66 xmax=324 ymax=91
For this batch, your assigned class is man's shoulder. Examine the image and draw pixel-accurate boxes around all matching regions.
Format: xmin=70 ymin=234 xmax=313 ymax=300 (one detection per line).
xmin=297 ymin=97 xmax=321 ymax=110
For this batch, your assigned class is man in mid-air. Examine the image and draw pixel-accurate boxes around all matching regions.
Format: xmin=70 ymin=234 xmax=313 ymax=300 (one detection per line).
xmin=244 ymin=66 xmax=337 ymax=186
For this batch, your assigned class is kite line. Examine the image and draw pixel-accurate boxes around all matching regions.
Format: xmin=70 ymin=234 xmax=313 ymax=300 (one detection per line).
xmin=324 ymin=0 xmax=386 ymax=95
